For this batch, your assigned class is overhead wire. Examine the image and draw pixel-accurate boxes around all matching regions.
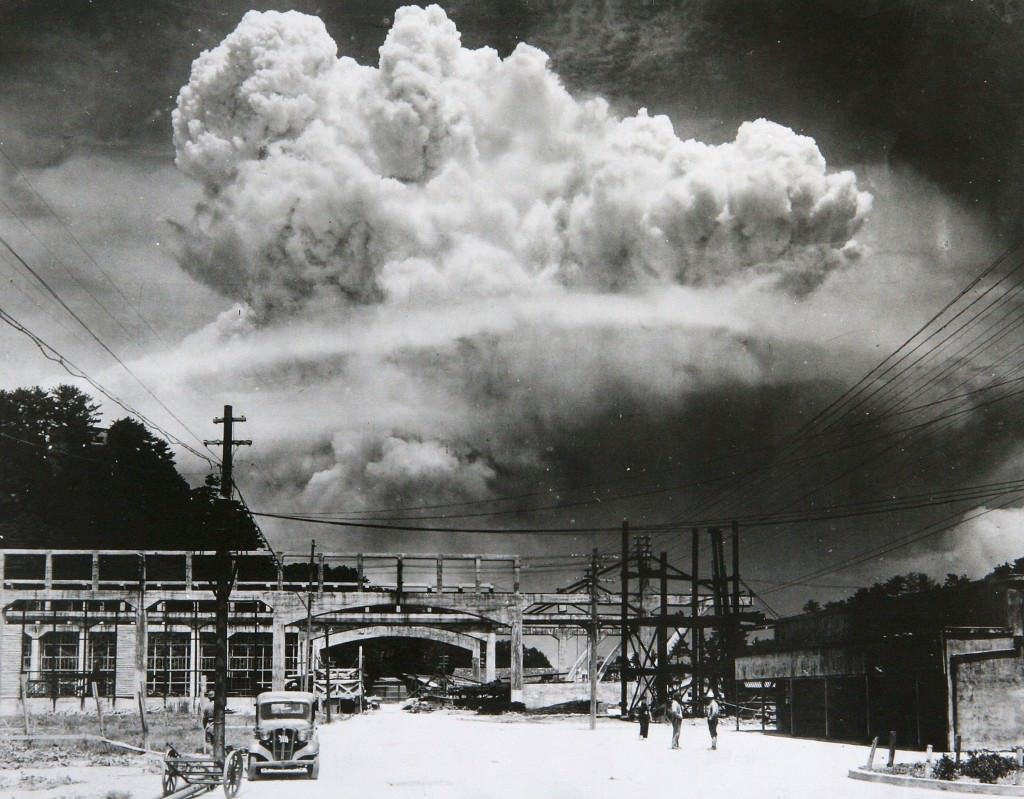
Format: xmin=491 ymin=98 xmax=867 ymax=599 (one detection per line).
xmin=0 ymin=144 xmax=168 ymax=344
xmin=0 ymin=305 xmax=216 ymax=467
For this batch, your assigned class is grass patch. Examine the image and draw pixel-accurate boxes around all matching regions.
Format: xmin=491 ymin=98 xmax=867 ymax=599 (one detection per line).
xmin=3 ymin=708 xmax=255 ymax=763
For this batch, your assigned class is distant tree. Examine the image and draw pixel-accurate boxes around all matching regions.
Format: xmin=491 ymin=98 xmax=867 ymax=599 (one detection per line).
xmin=495 ymin=640 xmax=552 ymax=669
xmin=0 ymin=385 xmax=101 ymax=545
xmin=944 ymin=573 xmax=971 ymax=588
xmin=802 ymin=600 xmax=822 ymax=614
xmin=0 ymin=384 xmax=259 ymax=550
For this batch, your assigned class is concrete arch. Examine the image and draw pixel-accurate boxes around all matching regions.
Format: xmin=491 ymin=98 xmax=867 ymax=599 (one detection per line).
xmin=324 ymin=625 xmax=483 ymax=654
xmin=319 ymin=625 xmax=496 ymax=683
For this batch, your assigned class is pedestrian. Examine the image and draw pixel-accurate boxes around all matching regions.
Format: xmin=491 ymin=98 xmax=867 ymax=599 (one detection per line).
xmin=637 ymin=700 xmax=650 ymax=739
xmin=706 ymin=695 xmax=721 ymax=750
xmin=201 ymin=689 xmax=215 ymax=752
xmin=668 ymin=692 xmax=683 ymax=749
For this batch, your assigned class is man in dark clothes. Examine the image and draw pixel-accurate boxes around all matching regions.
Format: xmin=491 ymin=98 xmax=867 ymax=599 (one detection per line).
xmin=637 ymin=700 xmax=650 ymax=739
xmin=201 ymin=689 xmax=215 ymax=751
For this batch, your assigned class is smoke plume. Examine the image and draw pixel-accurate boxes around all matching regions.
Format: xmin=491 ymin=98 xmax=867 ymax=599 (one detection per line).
xmin=166 ymin=5 xmax=876 ymax=561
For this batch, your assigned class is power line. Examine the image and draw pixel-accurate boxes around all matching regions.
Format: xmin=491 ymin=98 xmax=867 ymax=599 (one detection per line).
xmin=0 ymin=144 xmax=168 ymax=344
xmin=0 ymin=305 xmax=216 ymax=467
xmin=0 ymin=232 xmax=210 ymax=454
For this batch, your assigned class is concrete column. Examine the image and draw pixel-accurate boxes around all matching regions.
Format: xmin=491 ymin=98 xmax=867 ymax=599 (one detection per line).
xmin=510 ymin=609 xmax=524 ymax=705
xmin=271 ymin=615 xmax=287 ymax=691
xmin=29 ymin=633 xmax=42 ymax=679
xmin=472 ymin=641 xmax=481 ymax=682
xmin=92 ymin=553 xmax=100 ymax=591
xmin=189 ymin=628 xmax=201 ymax=699
xmin=44 ymin=553 xmax=53 ymax=589
xmin=185 ymin=554 xmax=193 ymax=592
xmin=76 ymin=628 xmax=88 ymax=673
xmin=486 ymin=632 xmax=496 ymax=683
xmin=556 ymin=631 xmax=570 ymax=675
xmin=134 ymin=600 xmax=148 ymax=698
xmin=436 ymin=559 xmax=443 ymax=594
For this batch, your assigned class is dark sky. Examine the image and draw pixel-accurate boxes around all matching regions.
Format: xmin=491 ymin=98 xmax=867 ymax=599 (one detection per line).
xmin=3 ymin=0 xmax=1024 ymax=615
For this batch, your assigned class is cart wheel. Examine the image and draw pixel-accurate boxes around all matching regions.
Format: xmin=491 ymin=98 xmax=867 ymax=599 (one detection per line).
xmin=223 ymin=750 xmax=244 ymax=798
xmin=162 ymin=749 xmax=178 ymax=797
xmin=162 ymin=768 xmax=178 ymax=797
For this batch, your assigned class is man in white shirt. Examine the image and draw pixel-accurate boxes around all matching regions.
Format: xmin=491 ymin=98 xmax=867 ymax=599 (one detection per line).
xmin=669 ymin=692 xmax=683 ymax=749
xmin=706 ymin=696 xmax=721 ymax=750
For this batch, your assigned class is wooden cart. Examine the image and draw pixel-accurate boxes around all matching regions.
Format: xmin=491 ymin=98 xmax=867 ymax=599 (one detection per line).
xmin=162 ymin=745 xmax=246 ymax=798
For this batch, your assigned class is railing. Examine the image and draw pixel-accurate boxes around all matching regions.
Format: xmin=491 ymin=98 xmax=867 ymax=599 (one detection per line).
xmin=0 ymin=549 xmax=521 ymax=594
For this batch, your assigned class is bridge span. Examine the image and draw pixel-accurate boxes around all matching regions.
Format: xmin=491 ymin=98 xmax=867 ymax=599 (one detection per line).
xmin=0 ymin=540 xmax=755 ymax=715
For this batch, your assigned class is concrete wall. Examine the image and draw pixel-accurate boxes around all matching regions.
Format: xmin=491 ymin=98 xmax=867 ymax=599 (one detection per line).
xmin=523 ymin=681 xmax=621 ymax=711
xmin=945 ymin=634 xmax=1024 ymax=751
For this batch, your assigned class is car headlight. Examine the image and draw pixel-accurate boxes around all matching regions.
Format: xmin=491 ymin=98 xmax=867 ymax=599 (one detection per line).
xmin=295 ymin=729 xmax=310 ymax=742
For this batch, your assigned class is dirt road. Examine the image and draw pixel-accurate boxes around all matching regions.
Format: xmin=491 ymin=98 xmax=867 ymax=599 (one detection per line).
xmin=0 ymin=706 xmax=941 ymax=799
xmin=242 ymin=705 xmax=927 ymax=799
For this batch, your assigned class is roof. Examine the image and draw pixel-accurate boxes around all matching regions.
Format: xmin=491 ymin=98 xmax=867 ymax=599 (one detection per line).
xmin=256 ymin=690 xmax=316 ymax=703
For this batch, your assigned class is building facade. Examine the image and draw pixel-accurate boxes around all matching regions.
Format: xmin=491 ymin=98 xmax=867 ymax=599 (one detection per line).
xmin=736 ymin=577 xmax=1024 ymax=751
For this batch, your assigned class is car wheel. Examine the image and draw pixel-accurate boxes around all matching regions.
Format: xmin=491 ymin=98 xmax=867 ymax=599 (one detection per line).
xmin=308 ymin=761 xmax=320 ymax=780
xmin=247 ymin=764 xmax=260 ymax=781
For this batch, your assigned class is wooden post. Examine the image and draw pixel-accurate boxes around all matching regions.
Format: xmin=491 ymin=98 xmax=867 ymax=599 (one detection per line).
xmin=955 ymin=734 xmax=962 ymax=765
xmin=887 ymin=730 xmax=897 ymax=768
xmin=589 ymin=548 xmax=598 ymax=731
xmin=620 ymin=520 xmax=629 ymax=718
xmin=866 ymin=735 xmax=879 ymax=769
xmin=19 ymin=674 xmax=30 ymax=734
xmin=92 ymin=680 xmax=105 ymax=737
xmin=657 ymin=552 xmax=668 ymax=705
xmin=691 ymin=529 xmax=700 ymax=712
xmin=137 ymin=685 xmax=149 ymax=751
xmin=325 ymin=625 xmax=332 ymax=724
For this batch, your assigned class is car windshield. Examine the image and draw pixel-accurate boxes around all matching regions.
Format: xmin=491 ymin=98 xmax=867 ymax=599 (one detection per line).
xmin=260 ymin=701 xmax=311 ymax=720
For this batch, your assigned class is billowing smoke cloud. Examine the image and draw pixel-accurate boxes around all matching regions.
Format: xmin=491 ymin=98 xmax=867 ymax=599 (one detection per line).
xmin=164 ymin=5 xmax=878 ymax=559
xmin=172 ymin=5 xmax=869 ymax=320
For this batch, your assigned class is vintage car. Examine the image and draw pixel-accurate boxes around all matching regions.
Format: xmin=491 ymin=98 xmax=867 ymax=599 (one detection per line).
xmin=248 ymin=690 xmax=320 ymax=780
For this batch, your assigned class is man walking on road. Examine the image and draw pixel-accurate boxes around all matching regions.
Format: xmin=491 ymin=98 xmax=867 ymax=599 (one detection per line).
xmin=637 ymin=700 xmax=650 ymax=739
xmin=668 ymin=692 xmax=683 ymax=749
xmin=706 ymin=695 xmax=721 ymax=750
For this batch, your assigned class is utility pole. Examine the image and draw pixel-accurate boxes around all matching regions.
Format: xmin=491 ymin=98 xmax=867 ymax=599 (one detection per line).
xmin=619 ymin=521 xmax=628 ymax=718
xmin=305 ymin=540 xmax=316 ymax=694
xmin=589 ymin=548 xmax=599 ymax=731
xmin=203 ymin=405 xmax=250 ymax=762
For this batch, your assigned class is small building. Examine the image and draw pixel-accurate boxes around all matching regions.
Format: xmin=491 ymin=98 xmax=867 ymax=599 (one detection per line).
xmin=370 ymin=677 xmax=408 ymax=702
xmin=736 ymin=577 xmax=1024 ymax=751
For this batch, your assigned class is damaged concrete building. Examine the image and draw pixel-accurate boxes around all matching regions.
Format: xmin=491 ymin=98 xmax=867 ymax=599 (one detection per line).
xmin=735 ymin=576 xmax=1024 ymax=751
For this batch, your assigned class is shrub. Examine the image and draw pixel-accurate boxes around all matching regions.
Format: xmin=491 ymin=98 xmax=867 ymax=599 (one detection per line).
xmin=961 ymin=752 xmax=1016 ymax=784
xmin=932 ymin=755 xmax=958 ymax=781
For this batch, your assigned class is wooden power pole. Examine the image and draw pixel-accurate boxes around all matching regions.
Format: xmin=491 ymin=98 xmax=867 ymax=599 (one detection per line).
xmin=204 ymin=405 xmax=250 ymax=761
